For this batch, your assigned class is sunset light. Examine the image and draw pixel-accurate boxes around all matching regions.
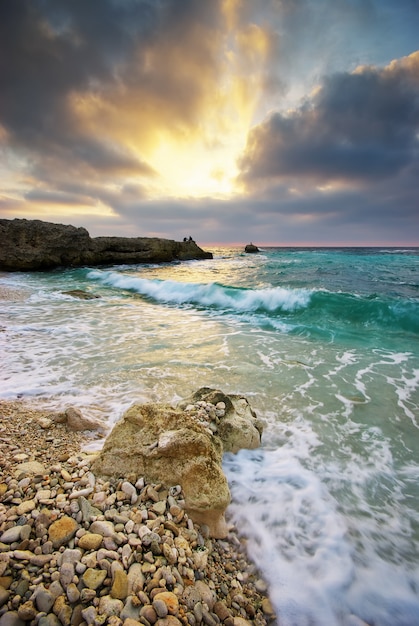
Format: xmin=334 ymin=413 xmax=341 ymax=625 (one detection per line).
xmin=0 ymin=0 xmax=418 ymax=244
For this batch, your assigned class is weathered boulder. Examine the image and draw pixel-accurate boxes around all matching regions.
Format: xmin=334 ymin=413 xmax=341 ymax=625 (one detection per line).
xmin=0 ymin=219 xmax=212 ymax=271
xmin=91 ymin=403 xmax=230 ymax=537
xmin=91 ymin=389 xmax=263 ymax=538
xmin=177 ymin=387 xmax=263 ymax=454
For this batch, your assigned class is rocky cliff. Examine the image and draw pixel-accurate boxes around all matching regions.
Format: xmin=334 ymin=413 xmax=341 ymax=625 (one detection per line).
xmin=0 ymin=219 xmax=213 ymax=271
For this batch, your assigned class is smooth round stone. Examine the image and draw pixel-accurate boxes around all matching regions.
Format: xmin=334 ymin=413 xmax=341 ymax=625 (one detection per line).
xmin=153 ymin=598 xmax=168 ymax=618
xmin=156 ymin=616 xmax=183 ymax=626
xmin=0 ymin=527 xmax=22 ymax=544
xmin=80 ymin=588 xmax=96 ymax=603
xmin=153 ymin=591 xmax=179 ymax=616
xmin=77 ymin=532 xmax=103 ymax=550
xmin=89 ymin=520 xmax=115 ymax=537
xmin=193 ymin=601 xmax=203 ymax=623
xmin=61 ymin=548 xmax=82 ymax=565
xmin=202 ymin=608 xmax=218 ymax=626
xmin=48 ymin=516 xmax=78 ymax=548
xmin=82 ymin=567 xmax=107 ymax=590
xmin=59 ymin=562 xmax=74 ymax=589
xmin=261 ymin=597 xmax=275 ymax=616
xmin=13 ymin=454 xmax=29 ymax=462
xmin=213 ymin=601 xmax=231 ymax=622
xmin=120 ymin=597 xmax=142 ymax=622
xmin=38 ymin=615 xmax=61 ymax=626
xmin=232 ymin=618 xmax=252 ymax=626
xmin=127 ymin=563 xmax=145 ymax=595
xmin=98 ymin=595 xmax=123 ymax=617
xmin=16 ymin=500 xmax=36 ymax=516
xmin=0 ymin=587 xmax=10 ymax=608
xmin=140 ymin=605 xmax=157 ymax=624
xmin=0 ymin=611 xmax=26 ymax=626
xmin=53 ymin=595 xmax=72 ymax=625
xmin=124 ymin=619 xmax=145 ymax=626
xmin=151 ymin=501 xmax=166 ymax=516
xmin=35 ymin=588 xmax=55 ymax=613
xmin=195 ymin=581 xmax=215 ymax=610
xmin=66 ymin=582 xmax=80 ymax=604
xmin=17 ymin=600 xmax=37 ymax=621
xmin=81 ymin=606 xmax=97 ymax=624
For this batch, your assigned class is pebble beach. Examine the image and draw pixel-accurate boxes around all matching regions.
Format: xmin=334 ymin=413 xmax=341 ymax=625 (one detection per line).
xmin=0 ymin=400 xmax=276 ymax=626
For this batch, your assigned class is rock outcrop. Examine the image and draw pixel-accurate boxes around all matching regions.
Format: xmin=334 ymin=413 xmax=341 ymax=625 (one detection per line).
xmin=0 ymin=219 xmax=213 ymax=271
xmin=245 ymin=243 xmax=259 ymax=253
xmin=91 ymin=389 xmax=263 ymax=538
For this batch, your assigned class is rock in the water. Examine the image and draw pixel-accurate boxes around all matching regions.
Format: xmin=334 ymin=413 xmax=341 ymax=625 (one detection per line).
xmin=62 ymin=289 xmax=100 ymax=300
xmin=244 ymin=243 xmax=259 ymax=253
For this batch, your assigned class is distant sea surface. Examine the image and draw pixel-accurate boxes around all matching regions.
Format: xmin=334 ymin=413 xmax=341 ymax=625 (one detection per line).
xmin=1 ymin=246 xmax=419 ymax=626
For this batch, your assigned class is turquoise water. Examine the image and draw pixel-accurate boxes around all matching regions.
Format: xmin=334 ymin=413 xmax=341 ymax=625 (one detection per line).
xmin=1 ymin=246 xmax=419 ymax=625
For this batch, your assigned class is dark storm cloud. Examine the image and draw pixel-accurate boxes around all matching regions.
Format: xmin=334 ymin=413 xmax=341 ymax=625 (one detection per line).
xmin=239 ymin=52 xmax=419 ymax=186
xmin=0 ymin=0 xmax=222 ymax=181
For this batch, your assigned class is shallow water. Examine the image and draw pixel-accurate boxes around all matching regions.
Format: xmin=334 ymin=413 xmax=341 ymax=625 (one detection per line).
xmin=1 ymin=246 xmax=419 ymax=625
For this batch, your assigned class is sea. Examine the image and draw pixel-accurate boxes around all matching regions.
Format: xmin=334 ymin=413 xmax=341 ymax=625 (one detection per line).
xmin=1 ymin=246 xmax=419 ymax=626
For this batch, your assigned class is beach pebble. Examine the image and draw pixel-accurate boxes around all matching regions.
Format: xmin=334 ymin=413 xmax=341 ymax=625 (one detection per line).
xmin=0 ymin=527 xmax=22 ymax=544
xmin=0 ymin=587 xmax=10 ymax=608
xmin=0 ymin=400 xmax=275 ymax=626
xmin=153 ymin=591 xmax=179 ymax=616
xmin=48 ymin=516 xmax=78 ymax=548
xmin=98 ymin=595 xmax=124 ymax=617
xmin=38 ymin=616 xmax=61 ymax=626
xmin=17 ymin=600 xmax=37 ymax=622
xmin=90 ymin=520 xmax=116 ymax=537
xmin=78 ymin=532 xmax=103 ymax=550
xmin=59 ymin=562 xmax=75 ymax=589
xmin=82 ymin=567 xmax=107 ymax=590
xmin=140 ymin=604 xmax=157 ymax=623
xmin=35 ymin=587 xmax=55 ymax=613
xmin=0 ymin=611 xmax=26 ymax=626
xmin=111 ymin=569 xmax=128 ymax=600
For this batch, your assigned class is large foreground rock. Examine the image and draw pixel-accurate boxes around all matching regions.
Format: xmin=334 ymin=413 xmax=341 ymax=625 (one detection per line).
xmin=91 ymin=389 xmax=263 ymax=538
xmin=178 ymin=387 xmax=263 ymax=454
xmin=0 ymin=219 xmax=212 ymax=271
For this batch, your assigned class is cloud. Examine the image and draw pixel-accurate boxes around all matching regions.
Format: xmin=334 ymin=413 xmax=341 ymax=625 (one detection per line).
xmin=0 ymin=0 xmax=225 ymax=189
xmin=0 ymin=0 xmax=418 ymax=244
xmin=239 ymin=51 xmax=419 ymax=188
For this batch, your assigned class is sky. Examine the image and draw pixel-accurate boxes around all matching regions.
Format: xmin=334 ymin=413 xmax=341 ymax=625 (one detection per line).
xmin=0 ymin=0 xmax=418 ymax=246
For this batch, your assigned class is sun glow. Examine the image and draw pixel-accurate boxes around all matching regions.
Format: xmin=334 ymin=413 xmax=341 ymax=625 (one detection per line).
xmin=145 ymin=113 xmax=248 ymax=198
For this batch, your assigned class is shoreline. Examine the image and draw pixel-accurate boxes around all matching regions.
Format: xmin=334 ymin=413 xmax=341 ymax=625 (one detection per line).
xmin=0 ymin=399 xmax=277 ymax=626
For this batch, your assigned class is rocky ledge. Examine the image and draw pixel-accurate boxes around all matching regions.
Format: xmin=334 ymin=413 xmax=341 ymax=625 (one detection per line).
xmin=0 ymin=392 xmax=277 ymax=626
xmin=0 ymin=219 xmax=213 ymax=272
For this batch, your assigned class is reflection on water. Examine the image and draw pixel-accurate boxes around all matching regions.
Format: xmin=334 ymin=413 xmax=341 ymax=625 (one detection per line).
xmin=1 ymin=247 xmax=418 ymax=625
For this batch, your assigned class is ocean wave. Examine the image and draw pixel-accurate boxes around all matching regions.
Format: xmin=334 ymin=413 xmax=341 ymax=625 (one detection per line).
xmin=87 ymin=270 xmax=312 ymax=313
xmin=87 ymin=270 xmax=419 ymax=335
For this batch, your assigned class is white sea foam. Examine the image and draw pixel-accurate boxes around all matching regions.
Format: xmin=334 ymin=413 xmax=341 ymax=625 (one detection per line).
xmin=1 ymin=250 xmax=419 ymax=625
xmin=87 ymin=270 xmax=312 ymax=313
xmin=224 ymin=446 xmax=355 ymax=625
xmin=224 ymin=412 xmax=419 ymax=626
